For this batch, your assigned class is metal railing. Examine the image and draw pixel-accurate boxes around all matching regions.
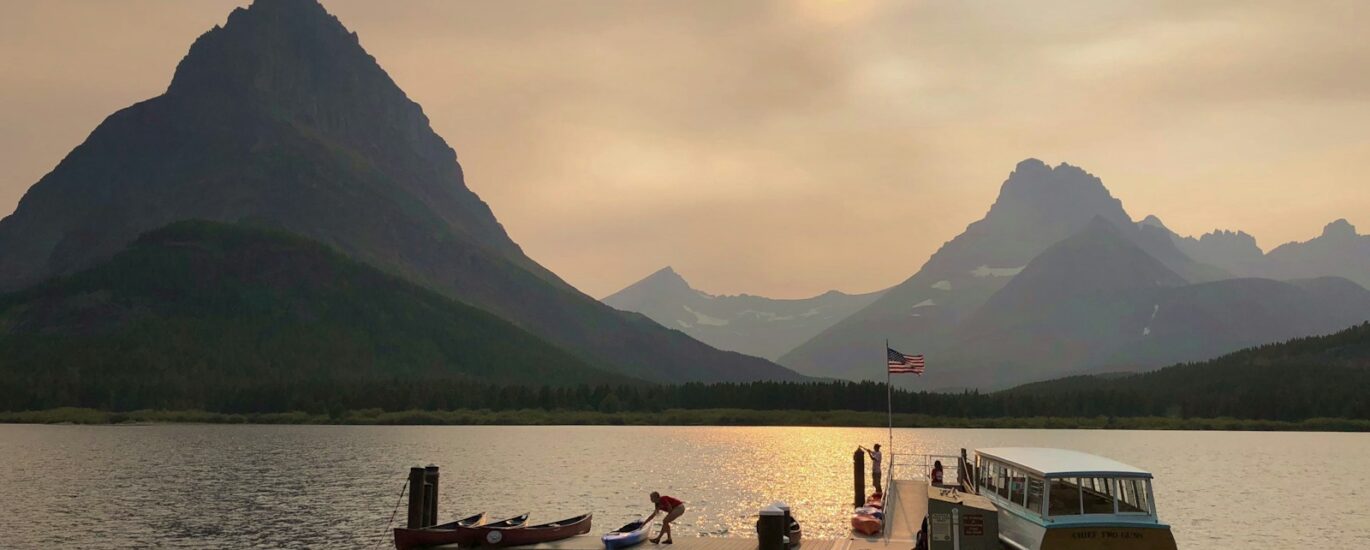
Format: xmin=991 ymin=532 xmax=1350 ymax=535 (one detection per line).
xmin=880 ymin=453 xmax=968 ymax=541
xmin=888 ymin=453 xmax=963 ymax=484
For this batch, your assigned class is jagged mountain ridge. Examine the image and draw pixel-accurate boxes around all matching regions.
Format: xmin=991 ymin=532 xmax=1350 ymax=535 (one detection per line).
xmin=779 ymin=159 xmax=1220 ymax=378
xmin=0 ymin=0 xmax=803 ymax=383
xmin=928 ymin=218 xmax=1370 ymax=389
xmin=1145 ymin=216 xmax=1370 ymax=290
xmin=602 ymin=266 xmax=885 ymax=361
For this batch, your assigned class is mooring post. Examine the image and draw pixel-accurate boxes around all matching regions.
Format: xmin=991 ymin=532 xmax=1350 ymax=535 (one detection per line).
xmin=406 ymin=466 xmax=426 ymax=528
xmin=758 ymin=505 xmax=786 ymax=550
xmin=422 ymin=481 xmax=436 ymax=527
xmin=853 ymin=447 xmax=866 ymax=508
xmin=425 ymin=464 xmax=440 ymax=527
xmin=960 ymin=448 xmax=971 ymax=487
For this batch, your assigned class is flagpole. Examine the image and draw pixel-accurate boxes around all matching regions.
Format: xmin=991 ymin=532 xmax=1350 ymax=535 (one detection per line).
xmin=886 ymin=339 xmax=892 ymax=454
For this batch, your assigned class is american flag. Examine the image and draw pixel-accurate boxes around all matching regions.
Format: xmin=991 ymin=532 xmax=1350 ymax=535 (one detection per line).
xmin=887 ymin=347 xmax=925 ymax=375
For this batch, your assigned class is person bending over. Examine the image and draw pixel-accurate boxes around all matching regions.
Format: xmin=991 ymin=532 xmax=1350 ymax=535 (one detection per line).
xmin=646 ymin=492 xmax=685 ymax=544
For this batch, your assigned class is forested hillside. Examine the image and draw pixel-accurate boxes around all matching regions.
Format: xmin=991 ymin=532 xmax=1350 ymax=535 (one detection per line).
xmin=0 ymin=221 xmax=631 ymax=412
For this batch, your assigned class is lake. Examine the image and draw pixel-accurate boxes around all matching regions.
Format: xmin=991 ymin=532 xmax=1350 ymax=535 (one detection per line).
xmin=1 ymin=425 xmax=1366 ymax=548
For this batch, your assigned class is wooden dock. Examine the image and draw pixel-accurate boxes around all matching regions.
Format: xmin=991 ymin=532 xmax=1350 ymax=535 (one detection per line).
xmin=434 ymin=480 xmax=931 ymax=550
xmin=837 ymin=479 xmax=927 ymax=550
xmin=435 ymin=535 xmax=843 ymax=550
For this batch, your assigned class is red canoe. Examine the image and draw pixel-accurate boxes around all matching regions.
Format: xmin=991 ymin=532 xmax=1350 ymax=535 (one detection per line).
xmin=394 ymin=513 xmax=528 ymax=550
xmin=480 ymin=514 xmax=593 ymax=547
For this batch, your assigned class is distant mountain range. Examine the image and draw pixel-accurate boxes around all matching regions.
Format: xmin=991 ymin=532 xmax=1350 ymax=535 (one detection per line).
xmin=604 ymin=158 xmax=1370 ymax=388
xmin=932 ymin=217 xmax=1370 ymax=389
xmin=603 ymin=267 xmax=885 ymax=361
xmin=778 ymin=160 xmax=1231 ymax=380
xmin=761 ymin=160 xmax=1370 ymax=388
xmin=0 ymin=0 xmax=803 ymax=384
xmin=1151 ymin=216 xmax=1370 ymax=290
xmin=0 ymin=221 xmax=635 ymax=411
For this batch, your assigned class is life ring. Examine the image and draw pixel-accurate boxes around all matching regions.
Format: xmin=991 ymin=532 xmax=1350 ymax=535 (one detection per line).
xmin=486 ymin=530 xmax=504 ymax=544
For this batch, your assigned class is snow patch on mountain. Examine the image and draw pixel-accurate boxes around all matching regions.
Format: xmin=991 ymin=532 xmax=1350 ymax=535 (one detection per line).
xmin=740 ymin=310 xmax=797 ymax=322
xmin=683 ymin=305 xmax=729 ymax=326
xmin=971 ymin=265 xmax=1025 ymax=278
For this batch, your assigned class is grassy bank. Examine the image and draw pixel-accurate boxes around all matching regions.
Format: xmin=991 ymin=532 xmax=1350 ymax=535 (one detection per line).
xmin=3 ymin=407 xmax=1370 ymax=431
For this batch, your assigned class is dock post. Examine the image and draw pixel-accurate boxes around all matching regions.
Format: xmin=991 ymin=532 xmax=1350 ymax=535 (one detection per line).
xmin=853 ymin=448 xmax=866 ymax=507
xmin=959 ymin=448 xmax=971 ymax=488
xmin=758 ymin=506 xmax=786 ymax=550
xmin=425 ymin=465 xmax=440 ymax=527
xmin=406 ymin=466 xmax=426 ymax=528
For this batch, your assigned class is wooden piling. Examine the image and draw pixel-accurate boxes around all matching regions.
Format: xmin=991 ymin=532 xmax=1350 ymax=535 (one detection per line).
xmin=425 ymin=464 xmax=440 ymax=527
xmin=407 ymin=466 xmax=426 ymax=528
xmin=758 ymin=506 xmax=786 ymax=550
xmin=853 ymin=448 xmax=865 ymax=508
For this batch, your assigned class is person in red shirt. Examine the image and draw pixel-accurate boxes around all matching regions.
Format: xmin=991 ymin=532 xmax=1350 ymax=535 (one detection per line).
xmin=645 ymin=492 xmax=685 ymax=544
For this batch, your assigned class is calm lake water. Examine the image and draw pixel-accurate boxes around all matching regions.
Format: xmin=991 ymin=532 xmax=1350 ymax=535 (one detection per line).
xmin=1 ymin=425 xmax=1367 ymax=548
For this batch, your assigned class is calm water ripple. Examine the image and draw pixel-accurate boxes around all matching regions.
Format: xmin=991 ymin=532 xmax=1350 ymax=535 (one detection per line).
xmin=1 ymin=425 xmax=1367 ymax=548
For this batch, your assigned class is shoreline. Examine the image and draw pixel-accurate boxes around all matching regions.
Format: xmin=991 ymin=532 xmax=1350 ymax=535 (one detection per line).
xmin=3 ymin=407 xmax=1368 ymax=432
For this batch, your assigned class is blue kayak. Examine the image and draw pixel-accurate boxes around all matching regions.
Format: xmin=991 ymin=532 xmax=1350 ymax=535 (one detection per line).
xmin=602 ymin=519 xmax=649 ymax=549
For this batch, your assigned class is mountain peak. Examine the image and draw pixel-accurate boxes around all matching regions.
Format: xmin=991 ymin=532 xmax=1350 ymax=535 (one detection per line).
xmin=1322 ymin=218 xmax=1358 ymax=239
xmin=1139 ymin=215 xmax=1168 ymax=229
xmin=170 ymin=0 xmax=364 ymax=97
xmin=645 ymin=266 xmax=690 ymax=287
xmin=1013 ymin=157 xmax=1050 ymax=173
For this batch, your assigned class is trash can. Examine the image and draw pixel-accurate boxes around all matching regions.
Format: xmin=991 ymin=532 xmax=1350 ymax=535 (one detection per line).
xmin=757 ymin=506 xmax=786 ymax=550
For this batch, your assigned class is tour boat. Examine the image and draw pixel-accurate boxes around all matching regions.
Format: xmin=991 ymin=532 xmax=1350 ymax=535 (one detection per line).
xmin=482 ymin=513 xmax=593 ymax=547
xmin=393 ymin=512 xmax=528 ymax=549
xmin=602 ymin=518 xmax=649 ymax=549
xmin=971 ymin=447 xmax=1177 ymax=550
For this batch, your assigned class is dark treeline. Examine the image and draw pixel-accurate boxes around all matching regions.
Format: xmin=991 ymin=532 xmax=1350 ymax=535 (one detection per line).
xmin=5 ymin=322 xmax=1367 ymax=422
xmin=3 ymin=372 xmax=1365 ymax=422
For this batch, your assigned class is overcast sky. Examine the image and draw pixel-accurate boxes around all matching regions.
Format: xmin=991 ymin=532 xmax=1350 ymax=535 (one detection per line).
xmin=3 ymin=0 xmax=1368 ymax=298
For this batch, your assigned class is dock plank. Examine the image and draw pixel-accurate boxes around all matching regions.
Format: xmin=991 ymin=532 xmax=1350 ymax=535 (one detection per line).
xmin=434 ymin=534 xmax=835 ymax=550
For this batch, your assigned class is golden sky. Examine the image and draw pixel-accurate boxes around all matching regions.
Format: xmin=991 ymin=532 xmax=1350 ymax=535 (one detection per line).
xmin=2 ymin=1 xmax=1368 ymax=298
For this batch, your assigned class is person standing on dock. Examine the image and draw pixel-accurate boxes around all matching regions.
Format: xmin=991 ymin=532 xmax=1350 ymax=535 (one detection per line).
xmin=861 ymin=444 xmax=883 ymax=493
xmin=646 ymin=492 xmax=685 ymax=544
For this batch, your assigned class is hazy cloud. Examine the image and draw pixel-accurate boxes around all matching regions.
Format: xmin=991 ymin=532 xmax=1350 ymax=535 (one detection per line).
xmin=2 ymin=0 xmax=1368 ymax=298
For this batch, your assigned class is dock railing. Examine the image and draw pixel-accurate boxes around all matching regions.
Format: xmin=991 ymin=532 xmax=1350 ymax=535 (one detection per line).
xmin=880 ymin=453 xmax=964 ymax=540
xmin=887 ymin=453 xmax=962 ymax=484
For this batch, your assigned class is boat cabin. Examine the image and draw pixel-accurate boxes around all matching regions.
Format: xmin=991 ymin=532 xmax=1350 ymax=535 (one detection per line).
xmin=972 ymin=447 xmax=1174 ymax=550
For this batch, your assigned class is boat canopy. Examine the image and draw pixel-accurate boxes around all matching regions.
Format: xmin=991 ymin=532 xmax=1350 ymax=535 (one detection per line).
xmin=976 ymin=447 xmax=1151 ymax=478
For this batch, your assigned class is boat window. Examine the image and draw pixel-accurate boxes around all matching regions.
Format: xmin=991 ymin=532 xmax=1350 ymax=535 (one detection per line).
xmin=1006 ymin=468 xmax=1025 ymax=506
xmin=1080 ymin=477 xmax=1115 ymax=514
xmin=1116 ymin=478 xmax=1152 ymax=515
xmin=1047 ymin=477 xmax=1083 ymax=516
xmin=986 ymin=455 xmax=997 ymax=491
xmin=1025 ymin=476 xmax=1045 ymax=515
xmin=996 ymin=464 xmax=1010 ymax=500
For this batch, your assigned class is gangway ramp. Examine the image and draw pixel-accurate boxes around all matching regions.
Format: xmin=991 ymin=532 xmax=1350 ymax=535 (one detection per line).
xmin=839 ymin=479 xmax=927 ymax=550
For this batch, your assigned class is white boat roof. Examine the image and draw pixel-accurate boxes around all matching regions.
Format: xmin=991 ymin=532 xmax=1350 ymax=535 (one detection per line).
xmin=976 ymin=447 xmax=1152 ymax=478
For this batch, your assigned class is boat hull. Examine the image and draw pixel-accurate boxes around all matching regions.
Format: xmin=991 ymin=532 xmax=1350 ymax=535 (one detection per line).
xmin=1036 ymin=525 xmax=1177 ymax=550
xmin=602 ymin=520 xmax=649 ymax=550
xmin=486 ymin=514 xmax=593 ymax=547
xmin=394 ymin=513 xmax=527 ymax=550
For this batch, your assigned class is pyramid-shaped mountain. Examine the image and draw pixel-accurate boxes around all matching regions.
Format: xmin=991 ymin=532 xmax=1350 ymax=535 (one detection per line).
xmin=0 ymin=0 xmax=801 ymax=383
xmin=934 ymin=216 xmax=1188 ymax=387
xmin=603 ymin=267 xmax=885 ymax=361
xmin=779 ymin=159 xmax=1215 ymax=377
